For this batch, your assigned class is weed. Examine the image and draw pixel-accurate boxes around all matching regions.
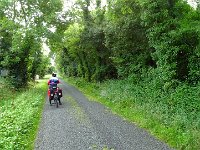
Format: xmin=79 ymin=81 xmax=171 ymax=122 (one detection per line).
xmin=64 ymin=77 xmax=200 ymax=150
xmin=0 ymin=77 xmax=47 ymax=149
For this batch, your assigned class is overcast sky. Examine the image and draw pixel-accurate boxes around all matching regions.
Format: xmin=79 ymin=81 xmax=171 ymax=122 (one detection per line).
xmin=188 ymin=0 xmax=198 ymax=8
xmin=62 ymin=0 xmax=107 ymax=11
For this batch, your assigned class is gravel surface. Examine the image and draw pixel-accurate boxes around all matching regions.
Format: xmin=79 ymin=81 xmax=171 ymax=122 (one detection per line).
xmin=34 ymin=80 xmax=173 ymax=150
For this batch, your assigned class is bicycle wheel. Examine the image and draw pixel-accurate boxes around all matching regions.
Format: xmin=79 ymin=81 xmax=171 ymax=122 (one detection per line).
xmin=54 ymin=94 xmax=59 ymax=108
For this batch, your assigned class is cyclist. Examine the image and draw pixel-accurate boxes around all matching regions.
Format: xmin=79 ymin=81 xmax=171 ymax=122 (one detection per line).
xmin=48 ymin=73 xmax=62 ymax=105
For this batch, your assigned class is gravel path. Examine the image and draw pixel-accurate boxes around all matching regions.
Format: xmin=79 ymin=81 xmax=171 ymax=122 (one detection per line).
xmin=34 ymin=80 xmax=173 ymax=150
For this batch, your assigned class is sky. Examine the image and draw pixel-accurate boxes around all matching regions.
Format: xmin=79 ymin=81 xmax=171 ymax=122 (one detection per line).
xmin=62 ymin=0 xmax=107 ymax=11
xmin=62 ymin=0 xmax=197 ymax=9
xmin=188 ymin=0 xmax=198 ymax=8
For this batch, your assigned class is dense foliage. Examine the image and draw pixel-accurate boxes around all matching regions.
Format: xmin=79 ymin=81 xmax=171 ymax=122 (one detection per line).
xmin=2 ymin=0 xmax=199 ymax=85
xmin=0 ymin=77 xmax=47 ymax=149
xmin=0 ymin=0 xmax=64 ymax=87
xmin=1 ymin=0 xmax=200 ymax=149
xmin=55 ymin=0 xmax=200 ymax=86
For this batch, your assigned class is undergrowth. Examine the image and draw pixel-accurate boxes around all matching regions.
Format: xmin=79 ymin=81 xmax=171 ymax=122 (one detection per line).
xmin=63 ymin=76 xmax=200 ymax=150
xmin=0 ymin=77 xmax=47 ymax=150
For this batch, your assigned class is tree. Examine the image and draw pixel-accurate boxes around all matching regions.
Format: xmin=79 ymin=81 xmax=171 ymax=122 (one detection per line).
xmin=0 ymin=0 xmax=64 ymax=87
xmin=59 ymin=0 xmax=117 ymax=82
xmin=105 ymin=0 xmax=150 ymax=78
xmin=141 ymin=0 xmax=200 ymax=85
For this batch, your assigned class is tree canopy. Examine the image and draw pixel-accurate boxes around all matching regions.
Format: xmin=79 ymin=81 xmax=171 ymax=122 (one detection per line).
xmin=0 ymin=0 xmax=66 ymax=87
xmin=1 ymin=0 xmax=200 ymax=87
xmin=55 ymin=0 xmax=200 ymax=86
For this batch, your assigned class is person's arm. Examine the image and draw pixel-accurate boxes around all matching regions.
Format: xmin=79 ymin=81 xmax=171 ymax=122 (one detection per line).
xmin=48 ymin=80 xmax=50 ymax=85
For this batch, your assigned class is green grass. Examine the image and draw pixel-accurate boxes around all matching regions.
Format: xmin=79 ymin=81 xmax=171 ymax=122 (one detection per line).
xmin=0 ymin=77 xmax=48 ymax=150
xmin=62 ymin=76 xmax=200 ymax=150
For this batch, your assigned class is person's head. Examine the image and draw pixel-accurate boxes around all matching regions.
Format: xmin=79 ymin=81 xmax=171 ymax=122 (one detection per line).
xmin=52 ymin=72 xmax=56 ymax=77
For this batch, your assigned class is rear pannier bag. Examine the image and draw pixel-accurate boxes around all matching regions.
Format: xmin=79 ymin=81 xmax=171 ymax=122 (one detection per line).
xmin=58 ymin=88 xmax=62 ymax=97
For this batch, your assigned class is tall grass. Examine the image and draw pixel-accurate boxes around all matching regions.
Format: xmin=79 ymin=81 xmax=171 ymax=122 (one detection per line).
xmin=64 ymin=76 xmax=200 ymax=150
xmin=0 ymin=77 xmax=47 ymax=150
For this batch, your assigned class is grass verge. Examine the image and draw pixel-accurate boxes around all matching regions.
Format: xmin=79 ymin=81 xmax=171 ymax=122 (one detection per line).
xmin=62 ymin=77 xmax=200 ymax=150
xmin=0 ymin=77 xmax=48 ymax=150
